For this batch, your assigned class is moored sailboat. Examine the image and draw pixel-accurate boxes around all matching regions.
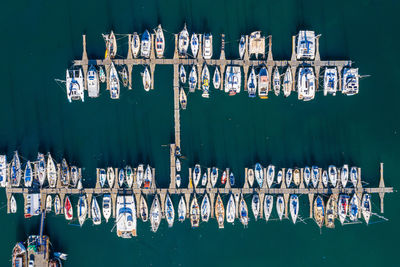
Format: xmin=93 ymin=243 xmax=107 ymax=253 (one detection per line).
xmin=239 ymin=195 xmax=249 ymax=227
xmin=178 ymin=24 xmax=189 ymax=57
xmin=258 ymin=66 xmax=268 ymax=98
xmin=325 ymin=194 xmax=338 ymax=228
xmin=362 ymin=194 xmax=371 ymax=224
xmin=202 ymin=34 xmax=213 ymax=59
xmin=64 ymin=196 xmax=73 ymax=220
xmin=201 ymin=194 xmax=211 ymax=222
xmin=140 ymin=195 xmax=148 ymax=222
xmin=247 ymin=67 xmax=257 ymax=98
xmin=150 ymin=195 xmax=161 ymax=232
xmin=215 ymin=193 xmax=225 ymax=228
xmin=226 ymin=194 xmax=235 ymax=224
xmin=178 ymin=196 xmax=186 ymax=222
xmin=190 ymin=33 xmax=199 ymax=58
xmin=154 ymin=25 xmax=165 ymax=58
xmin=273 ymin=67 xmax=280 ymax=96
xmin=131 ymin=32 xmax=140 ymax=58
xmin=142 ymin=66 xmax=151 ymax=91
xmin=109 ymin=62 xmax=120 ymax=99
xmin=190 ymin=195 xmax=200 ymax=228
xmin=276 ymin=196 xmax=284 ymax=221
xmin=107 ymin=167 xmax=115 ymax=188
xmin=77 ymin=195 xmax=87 ymax=227
xmin=91 ymin=197 xmax=102 ymax=225
xmin=165 ymin=194 xmax=175 ymax=227
xmin=282 ymin=67 xmax=292 ymax=97
xmin=201 ymin=64 xmax=210 ymax=98
xmin=47 ymin=153 xmax=57 ymax=188
xmin=102 ymin=194 xmax=111 ymax=223
xmin=290 ymin=195 xmax=299 ymax=224
xmin=141 ymin=30 xmax=151 ymax=58
xmin=255 ymin=163 xmax=263 ymax=188
xmin=213 ymin=67 xmax=221 ymax=89
xmin=24 ymin=161 xmax=33 ymax=187
xmin=251 ymin=193 xmax=260 ymax=221
xmin=37 ymin=153 xmax=46 ymax=186
xmin=314 ymin=195 xmax=325 ymax=228
xmin=87 ymin=65 xmax=100 ymax=98
xmin=189 ymin=65 xmax=197 ymax=91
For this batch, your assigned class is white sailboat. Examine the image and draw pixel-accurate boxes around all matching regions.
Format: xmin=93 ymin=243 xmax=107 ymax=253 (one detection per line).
xmin=193 ymin=164 xmax=201 ymax=187
xmin=116 ymin=195 xmax=136 ymax=238
xmin=341 ymin=164 xmax=349 ymax=188
xmin=140 ymin=195 xmax=148 ymax=222
xmin=66 ymin=68 xmax=84 ymax=102
xmin=102 ymin=194 xmax=111 ymax=223
xmin=178 ymin=24 xmax=189 ymax=57
xmin=338 ymin=194 xmax=349 ymax=225
xmin=215 ymin=193 xmax=225 ymax=228
xmin=224 ymin=66 xmax=241 ymax=96
xmin=179 ymin=65 xmax=186 ymax=84
xmin=266 ymin=165 xmax=275 ymax=188
xmin=188 ymin=65 xmax=197 ymax=91
xmin=239 ymin=195 xmax=249 ymax=227
xmin=10 ymin=195 xmax=17 ymax=213
xmin=24 ymin=161 xmax=33 ymax=187
xmin=264 ymin=195 xmax=273 ymax=222
xmin=201 ymin=194 xmax=211 ymax=222
xmin=141 ymin=30 xmax=151 ymax=58
xmin=109 ymin=62 xmax=120 ymax=99
xmin=303 ymin=166 xmax=311 ymax=187
xmin=210 ymin=167 xmax=218 ymax=187
xmin=154 ymin=25 xmax=165 ymax=58
xmin=142 ymin=66 xmax=151 ymax=91
xmin=137 ymin=164 xmax=144 ymax=188
xmin=131 ymin=32 xmax=140 ymax=58
xmin=286 ymin=168 xmax=293 ymax=187
xmin=251 ymin=193 xmax=260 ymax=221
xmin=190 ymin=195 xmax=200 ymax=228
xmin=311 ymin=166 xmax=319 ymax=188
xmin=247 ymin=67 xmax=257 ymax=98
xmin=190 ymin=33 xmax=199 ymax=58
xmin=179 ymin=87 xmax=187 ymax=110
xmin=91 ymin=197 xmax=102 ymax=225
xmin=328 ymin=165 xmax=338 ymax=187
xmin=178 ymin=196 xmax=186 ymax=222
xmin=77 ymin=195 xmax=87 ymax=227
xmin=226 ymin=194 xmax=235 ymax=224
xmin=290 ymin=195 xmax=299 ymax=224
xmin=165 ymin=194 xmax=175 ymax=227
xmin=87 ymin=65 xmax=99 ymax=98
xmin=54 ymin=195 xmax=61 ymax=215
xmin=362 ymin=194 xmax=371 ymax=224
xmin=201 ymin=64 xmax=210 ymax=98
xmin=213 ymin=67 xmax=221 ymax=89
xmin=342 ymin=68 xmax=359 ymax=96
xmin=322 ymin=170 xmax=328 ymax=188
xmin=107 ymin=167 xmax=115 ymax=188
xmin=273 ymin=67 xmax=281 ymax=96
xmin=150 ymin=195 xmax=161 ymax=232
xmin=276 ymin=196 xmax=285 ymax=221
xmin=349 ymin=194 xmax=359 ymax=221
xmin=125 ymin=166 xmax=134 ymax=188
xmin=37 ymin=153 xmax=46 ymax=186
xmin=350 ymin=166 xmax=358 ymax=187
xmin=296 ymin=30 xmax=316 ymax=60
xmin=239 ymin=36 xmax=245 ymax=59
xmin=47 ymin=153 xmax=57 ymax=188
xmin=247 ymin=168 xmax=254 ymax=187
xmin=202 ymin=34 xmax=213 ymax=59
xmin=282 ymin=67 xmax=292 ymax=97
xmin=254 ymin=163 xmax=263 ymax=188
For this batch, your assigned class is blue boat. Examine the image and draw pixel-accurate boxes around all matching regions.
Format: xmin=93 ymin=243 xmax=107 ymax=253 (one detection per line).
xmin=229 ymin=172 xmax=235 ymax=186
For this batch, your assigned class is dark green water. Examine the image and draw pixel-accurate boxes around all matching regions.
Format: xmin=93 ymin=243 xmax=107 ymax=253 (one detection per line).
xmin=1 ymin=0 xmax=400 ymax=266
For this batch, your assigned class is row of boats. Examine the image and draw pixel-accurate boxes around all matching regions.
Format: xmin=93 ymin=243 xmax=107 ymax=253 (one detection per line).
xmin=10 ymin=191 xmax=372 ymax=237
xmin=0 ymin=152 xmax=81 ymax=189
xmin=97 ymin=165 xmax=153 ymax=189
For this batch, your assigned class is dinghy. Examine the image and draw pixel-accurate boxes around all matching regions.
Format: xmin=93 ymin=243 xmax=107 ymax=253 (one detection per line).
xmin=165 ymin=194 xmax=175 ymax=227
xmin=350 ymin=167 xmax=358 ymax=187
xmin=120 ymin=66 xmax=128 ymax=87
xmin=258 ymin=66 xmax=268 ymax=99
xmin=37 ymin=153 xmax=46 ymax=186
xmin=215 ymin=194 xmax=225 ymax=228
xmin=314 ymin=195 xmax=325 ymax=228
xmin=273 ymin=67 xmax=280 ymax=96
xmin=178 ymin=196 xmax=186 ymax=222
xmin=247 ymin=168 xmax=254 ymax=187
xmin=325 ymin=194 xmax=338 ymax=228
xmin=11 ymin=151 xmax=21 ymax=187
xmin=239 ymin=36 xmax=245 ymax=59
xmin=202 ymin=34 xmax=213 ymax=59
xmin=45 ymin=195 xmax=52 ymax=213
xmin=155 ymin=25 xmax=165 ymax=58
xmin=47 ymin=153 xmax=57 ymax=188
xmin=54 ymin=195 xmax=61 ymax=215
xmin=190 ymin=33 xmax=199 ymax=57
xmin=141 ymin=30 xmax=151 ymax=58
xmin=179 ymin=87 xmax=187 ymax=110
xmin=107 ymin=167 xmax=115 ymax=188
xmin=349 ymin=194 xmax=359 ymax=221
xmin=229 ymin=172 xmax=235 ymax=186
xmin=178 ymin=24 xmax=189 ymax=57
xmin=66 ymin=68 xmax=84 ymax=102
xmin=276 ymin=196 xmax=284 ymax=221
xmin=264 ymin=195 xmax=273 ymax=222
xmin=193 ymin=164 xmax=201 ymax=187
xmin=283 ymin=67 xmax=292 ymax=97
xmin=255 ymin=163 xmax=264 ymax=188
xmin=303 ymin=166 xmax=311 ymax=187
xmin=140 ymin=195 xmax=148 ymax=222
xmin=266 ymin=165 xmax=275 ymax=188
xmin=125 ymin=166 xmax=134 ymax=188
xmin=328 ymin=165 xmax=338 ymax=187
xmin=290 ymin=195 xmax=299 ymax=224
xmin=226 ymin=194 xmax=235 ymax=224
xmin=142 ymin=66 xmax=151 ymax=91
xmin=201 ymin=194 xmax=211 ymax=222
xmin=144 ymin=165 xmax=152 ymax=188
xmin=109 ymin=62 xmax=120 ymax=99
xmin=176 ymin=174 xmax=181 ymax=188
xmin=311 ymin=166 xmax=319 ymax=188
xmin=179 ymin=65 xmax=186 ymax=84
xmin=322 ymin=170 xmax=328 ymax=188
xmin=213 ymin=67 xmax=221 ymax=89
xmin=77 ymin=195 xmax=87 ymax=226
xmin=286 ymin=168 xmax=293 ymax=187
xmin=210 ymin=167 xmax=218 ymax=187
xmin=10 ymin=195 xmax=17 ymax=213
xmin=131 ymin=32 xmax=140 ymax=58
xmin=60 ymin=159 xmax=69 ymax=186
xmin=201 ymin=172 xmax=207 ymax=187
xmin=338 ymin=194 xmax=349 ymax=225
xmin=239 ymin=195 xmax=249 ymax=227
xmin=190 ymin=195 xmax=200 ymax=228
xmin=276 ymin=170 xmax=283 ymax=185
xmin=189 ymin=65 xmax=197 ymax=91
xmin=221 ymin=170 xmax=227 ymax=185
xmin=324 ymin=68 xmax=338 ymax=96
xmin=64 ymin=196 xmax=73 ymax=220
xmin=251 ymin=193 xmax=260 ymax=221
xmin=99 ymin=66 xmax=106 ymax=83
xmin=362 ymin=194 xmax=371 ymax=224
xmin=102 ymin=194 xmax=111 ymax=223
xmin=137 ymin=164 xmax=144 ymax=188
xmin=104 ymin=31 xmax=117 ymax=59
xmin=70 ymin=166 xmax=78 ymax=187
xmin=24 ymin=161 xmax=33 ymax=187
xmin=293 ymin=168 xmax=300 ymax=187
xmin=247 ymin=67 xmax=257 ymax=97
xmin=341 ymin=164 xmax=349 ymax=188
xmin=92 ymin=197 xmax=102 ymax=225
xmin=87 ymin=65 xmax=100 ymax=98
xmin=201 ymin=65 xmax=210 ymax=98
xmin=150 ymin=195 xmax=161 ymax=232
xmin=118 ymin=168 xmax=125 ymax=188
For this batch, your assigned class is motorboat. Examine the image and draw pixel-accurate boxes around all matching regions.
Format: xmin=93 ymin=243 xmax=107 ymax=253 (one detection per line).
xmin=190 ymin=33 xmax=199 ymax=57
xmin=210 ymin=167 xmax=218 ymax=187
xmin=179 ymin=87 xmax=187 ymax=110
xmin=258 ymin=66 xmax=268 ymax=99
xmin=104 ymin=30 xmax=117 ymax=59
xmin=37 ymin=153 xmax=46 ymax=186
xmin=178 ymin=196 xmax=186 ymax=222
xmin=143 ymin=165 xmax=152 ymax=188
xmin=64 ymin=196 xmax=73 ymax=220
xmin=202 ymin=33 xmax=213 ymax=59
xmin=311 ymin=166 xmax=319 ymax=188
xmin=176 ymin=174 xmax=181 ymax=188
xmin=350 ymin=166 xmax=358 ymax=187
xmin=290 ymin=195 xmax=299 ymax=224
xmin=10 ymin=195 xmax=17 ymax=213
xmin=247 ymin=67 xmax=257 ymax=98
xmin=193 ymin=164 xmax=201 ymax=187
xmin=325 ymin=194 xmax=338 ymax=228
xmin=266 ymin=165 xmax=275 ymax=188
xmin=226 ymin=194 xmax=235 ymax=224
xmin=47 ymin=153 xmax=57 ymax=188
xmin=70 ymin=166 xmax=78 ymax=187
xmin=297 ymin=67 xmax=316 ymax=101
xmin=60 ymin=159 xmax=69 ymax=187
xmin=273 ymin=67 xmax=280 ymax=96
xmin=189 ymin=65 xmax=197 ymax=91
xmin=342 ymin=68 xmax=359 ymax=95
xmin=77 ymin=195 xmax=87 ymax=227
xmin=155 ymin=25 xmax=165 ymax=58
xmin=201 ymin=194 xmax=211 ymax=222
xmin=282 ymin=67 xmax=292 ymax=97
xmin=190 ymin=195 xmax=200 ymax=228
xmin=87 ymin=65 xmax=99 ymax=98
xmin=296 ymin=30 xmax=316 ymax=60
xmin=201 ymin=64 xmax=210 ymax=98
xmin=239 ymin=195 xmax=249 ymax=227
xmin=92 ymin=197 xmax=102 ymax=225
xmin=102 ymin=194 xmax=111 ymax=223
xmin=131 ymin=32 xmax=140 ymax=58
xmin=338 ymin=194 xmax=349 ymax=225
xmin=165 ymin=194 xmax=175 ymax=227
xmin=362 ymin=194 xmax=371 ymax=224
xmin=314 ymin=195 xmax=325 ymax=228
xmin=286 ymin=168 xmax=293 ymax=187
xmin=66 ymin=68 xmax=84 ymax=102
xmin=324 ymin=68 xmax=338 ymax=96
xmin=328 ymin=165 xmax=338 ymax=187
xmin=239 ymin=36 xmax=245 ymax=59
xmin=150 ymin=195 xmax=161 ymax=232
xmin=341 ymin=164 xmax=349 ymax=188
xmin=224 ymin=66 xmax=241 ymax=96
xmin=264 ymin=195 xmax=273 ymax=222
xmin=303 ymin=166 xmax=311 ymax=187
xmin=118 ymin=168 xmax=125 ymax=188
xmin=247 ymin=168 xmax=254 ymax=187
xmin=137 ymin=164 xmax=144 ymax=188
xmin=251 ymin=193 xmax=260 ymax=220
xmin=142 ymin=66 xmax=151 ymax=91
xmin=276 ymin=196 xmax=284 ymax=221
xmin=178 ymin=24 xmax=189 ymax=57
xmin=349 ymin=194 xmax=359 ymax=221
xmin=12 ymin=242 xmax=26 ymax=267
xmin=141 ymin=30 xmax=151 ymax=58
xmin=176 ymin=158 xmax=181 ymax=172
xmin=180 ymin=65 xmax=186 ymax=84
xmin=125 ymin=166 xmax=134 ymax=188
xmin=24 ymin=161 xmax=33 ymax=187
xmin=109 ymin=62 xmax=120 ymax=99
xmin=255 ymin=163 xmax=263 ymax=188
xmin=107 ymin=167 xmax=115 ymax=188
xmin=116 ymin=195 xmax=136 ymax=238
xmin=140 ymin=195 xmax=148 ymax=222
xmin=293 ymin=168 xmax=300 ymax=186
xmin=213 ymin=67 xmax=221 ymax=89
xmin=215 ymin=194 xmax=225 ymax=228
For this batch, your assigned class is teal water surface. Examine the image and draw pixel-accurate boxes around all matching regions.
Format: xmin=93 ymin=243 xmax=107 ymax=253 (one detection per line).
xmin=0 ymin=0 xmax=399 ymax=266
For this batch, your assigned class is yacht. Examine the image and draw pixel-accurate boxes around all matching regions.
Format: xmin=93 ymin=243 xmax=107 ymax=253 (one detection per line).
xmin=66 ymin=68 xmax=84 ymax=102
xmin=239 ymin=36 xmax=245 ymax=59
xmin=201 ymin=64 xmax=210 ymax=98
xmin=131 ymin=32 xmax=140 ymax=58
xmin=290 ymin=195 xmax=299 ymax=224
xmin=116 ymin=195 xmax=137 ymax=238
xmin=297 ymin=67 xmax=316 ymax=101
xmin=190 ymin=195 xmax=200 ymax=228
xmin=143 ymin=165 xmax=152 ymax=188
xmin=213 ymin=67 xmax=221 ymax=89
xmin=47 ymin=153 xmax=57 ymax=188
xmin=224 ymin=66 xmax=241 ymax=96
xmin=247 ymin=67 xmax=257 ymax=98
xmin=251 ymin=193 xmax=260 ymax=221
xmin=201 ymin=194 xmax=211 ymax=222
xmin=178 ymin=24 xmax=189 ymax=57
xmin=179 ymin=87 xmax=187 ymax=110
xmin=104 ymin=31 xmax=117 ymax=59
xmin=37 ymin=153 xmax=46 ymax=186
xmin=282 ymin=67 xmax=292 ymax=97
xmin=258 ymin=66 xmax=268 ymax=98
xmin=165 ymin=194 xmax=175 ymax=227
xmin=342 ymin=68 xmax=359 ymax=95
xmin=248 ymin=31 xmax=265 ymax=59
xmin=264 ymin=195 xmax=273 ymax=222
xmin=202 ymin=34 xmax=213 ymax=59
xmin=296 ymin=30 xmax=316 ymax=60
xmin=324 ymin=68 xmax=338 ymax=96
xmin=155 ymin=25 xmax=165 ymax=58
xmin=91 ymin=197 xmax=102 ymax=225
xmin=215 ymin=194 xmax=225 ymax=228
xmin=190 ymin=33 xmax=199 ymax=57
xmin=272 ymin=67 xmax=280 ymax=96
xmin=142 ymin=66 xmax=151 ymax=91
xmin=141 ymin=30 xmax=151 ymax=58
xmin=77 ymin=195 xmax=87 ymax=227
xmin=109 ymin=62 xmax=120 ymax=99
xmin=178 ymin=196 xmax=186 ymax=222
xmin=102 ymin=194 xmax=111 ymax=223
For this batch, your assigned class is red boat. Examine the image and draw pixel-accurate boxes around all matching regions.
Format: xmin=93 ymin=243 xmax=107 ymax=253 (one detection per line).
xmin=64 ymin=196 xmax=73 ymax=220
xmin=221 ymin=171 xmax=227 ymax=184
